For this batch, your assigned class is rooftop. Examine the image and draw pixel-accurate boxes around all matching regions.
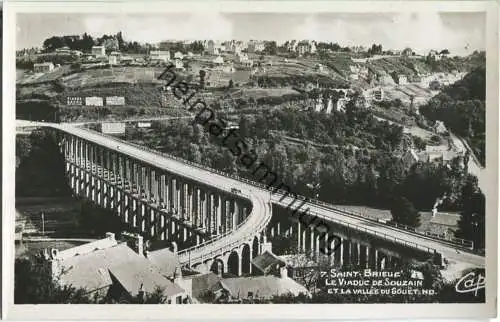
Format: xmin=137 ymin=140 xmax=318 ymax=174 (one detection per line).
xmin=147 ymin=248 xmax=182 ymax=279
xmin=109 ymin=257 xmax=185 ymax=298
xmin=251 ymin=251 xmax=286 ymax=274
xmin=57 ymin=242 xmax=141 ymax=292
xmin=218 ymin=275 xmax=309 ymax=299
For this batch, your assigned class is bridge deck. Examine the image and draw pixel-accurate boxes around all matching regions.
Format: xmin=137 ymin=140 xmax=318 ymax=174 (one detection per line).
xmin=51 ymin=123 xmax=485 ymax=268
xmin=52 ymin=124 xmax=272 ymax=265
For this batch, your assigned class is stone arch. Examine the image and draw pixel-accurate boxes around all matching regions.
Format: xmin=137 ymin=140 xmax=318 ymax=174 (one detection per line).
xmin=241 ymin=243 xmax=251 ymax=275
xmin=227 ymin=250 xmax=240 ymax=276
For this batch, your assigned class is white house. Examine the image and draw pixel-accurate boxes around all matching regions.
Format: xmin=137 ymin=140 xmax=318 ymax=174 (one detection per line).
xmin=236 ymin=52 xmax=249 ymax=63
xmin=213 ymin=55 xmax=224 ymax=65
xmin=33 ymin=62 xmax=55 ymax=73
xmin=91 ymin=45 xmax=106 ymax=57
xmin=174 ymin=59 xmax=184 ymax=69
xmin=150 ymin=50 xmax=171 ymax=62
xmin=373 ymin=88 xmax=384 ymax=101
xmin=174 ymin=51 xmax=184 ymax=59
xmin=108 ymin=55 xmax=118 ymax=65
xmin=206 ymin=40 xmax=221 ymax=55
xmin=296 ymin=41 xmax=316 ymax=56
xmin=315 ymin=63 xmax=325 ymax=73
xmin=397 ymin=75 xmax=408 ymax=85
xmin=247 ymin=40 xmax=265 ymax=53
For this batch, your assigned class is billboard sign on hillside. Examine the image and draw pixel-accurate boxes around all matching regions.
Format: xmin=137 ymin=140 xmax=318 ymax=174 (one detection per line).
xmin=85 ymin=96 xmax=104 ymax=106
xmin=67 ymin=96 xmax=83 ymax=106
xmin=106 ymin=96 xmax=125 ymax=106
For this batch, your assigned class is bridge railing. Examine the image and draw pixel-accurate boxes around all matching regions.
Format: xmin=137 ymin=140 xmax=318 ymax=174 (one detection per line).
xmin=178 ymin=201 xmax=273 ymax=264
xmin=71 ymin=126 xmax=474 ymax=251
xmin=271 ymin=189 xmax=475 ymax=251
xmin=69 ymin=156 xmax=271 ymax=264
xmin=177 ymin=192 xmax=255 ymax=256
xmin=305 ymin=206 xmax=436 ymax=255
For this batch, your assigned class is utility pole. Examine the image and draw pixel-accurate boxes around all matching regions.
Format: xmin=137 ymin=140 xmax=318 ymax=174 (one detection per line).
xmin=41 ymin=212 xmax=45 ymax=235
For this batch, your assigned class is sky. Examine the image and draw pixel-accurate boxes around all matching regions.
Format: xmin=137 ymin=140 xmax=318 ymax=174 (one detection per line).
xmin=16 ymin=12 xmax=485 ymax=55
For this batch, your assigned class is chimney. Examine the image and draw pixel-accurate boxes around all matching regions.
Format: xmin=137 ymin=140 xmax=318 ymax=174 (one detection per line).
xmin=120 ymin=232 xmax=144 ymax=255
xmin=138 ymin=283 xmax=145 ymax=302
xmin=280 ymin=266 xmax=289 ymax=279
xmin=136 ymin=234 xmax=144 ymax=256
xmin=106 ymin=232 xmax=116 ymax=241
xmin=171 ymin=241 xmax=178 ymax=254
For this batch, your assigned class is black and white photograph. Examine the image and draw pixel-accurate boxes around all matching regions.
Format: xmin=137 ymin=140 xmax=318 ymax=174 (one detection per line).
xmin=3 ymin=0 xmax=497 ymax=319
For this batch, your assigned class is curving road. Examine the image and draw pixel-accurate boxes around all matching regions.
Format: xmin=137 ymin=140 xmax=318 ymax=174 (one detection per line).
xmin=50 ymin=123 xmax=273 ymax=266
xmin=21 ymin=120 xmax=485 ymax=269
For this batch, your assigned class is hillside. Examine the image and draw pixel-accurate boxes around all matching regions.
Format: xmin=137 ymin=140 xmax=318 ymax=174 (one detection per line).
xmin=420 ymin=63 xmax=486 ymax=165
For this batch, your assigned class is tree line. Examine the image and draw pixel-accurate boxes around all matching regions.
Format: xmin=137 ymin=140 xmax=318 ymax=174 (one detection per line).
xmin=420 ymin=65 xmax=486 ymax=165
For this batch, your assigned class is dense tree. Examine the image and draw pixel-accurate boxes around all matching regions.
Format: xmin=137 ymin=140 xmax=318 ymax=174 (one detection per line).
xmin=390 ymin=196 xmax=421 ymax=228
xmin=456 ymin=176 xmax=485 ymax=249
xmin=15 ymin=256 xmax=95 ymax=304
xmin=263 ymin=41 xmax=277 ymax=55
xmin=420 ymin=66 xmax=486 ymax=165
xmin=16 ymin=130 xmax=72 ymax=197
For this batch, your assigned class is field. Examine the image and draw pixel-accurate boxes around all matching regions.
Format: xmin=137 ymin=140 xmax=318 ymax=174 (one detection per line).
xmin=16 ymin=65 xmax=72 ymax=85
xmin=230 ymin=87 xmax=300 ymax=100
xmin=61 ymin=67 xmax=165 ymax=88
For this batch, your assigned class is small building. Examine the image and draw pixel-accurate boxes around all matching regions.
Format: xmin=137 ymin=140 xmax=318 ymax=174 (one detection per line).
xmin=315 ymin=63 xmax=324 ymax=73
xmin=108 ymin=55 xmax=119 ymax=65
xmin=180 ymin=272 xmax=222 ymax=303
xmin=205 ymin=40 xmax=221 ymax=55
xmin=212 ymin=267 xmax=309 ymax=301
xmin=336 ymin=98 xmax=348 ymax=113
xmin=72 ymin=50 xmax=83 ymax=56
xmin=296 ymin=40 xmax=317 ymax=56
xmin=402 ymin=48 xmax=413 ymax=56
xmin=378 ymin=74 xmax=395 ymax=85
xmin=434 ymin=120 xmax=448 ymax=134
xmin=55 ymin=46 xmax=71 ymax=54
xmin=99 ymin=122 xmax=126 ymax=134
xmin=39 ymin=232 xmax=187 ymax=303
xmin=397 ymin=75 xmax=408 ymax=85
xmin=120 ymin=56 xmax=134 ymax=64
xmin=236 ymin=52 xmax=249 ymax=63
xmin=251 ymin=251 xmax=286 ymax=276
xmin=373 ymin=88 xmax=384 ymax=101
xmin=174 ymin=51 xmax=184 ymax=59
xmin=150 ymin=50 xmax=171 ymax=62
xmin=247 ymin=40 xmax=265 ymax=53
xmin=174 ymin=59 xmax=184 ymax=69
xmin=213 ymin=55 xmax=224 ymax=65
xmin=228 ymin=41 xmax=244 ymax=54
xmin=221 ymin=64 xmax=235 ymax=73
xmin=91 ymin=45 xmax=106 ymax=57
xmin=33 ymin=62 xmax=54 ymax=73
xmin=401 ymin=148 xmax=420 ymax=165
xmin=240 ymin=60 xmax=253 ymax=68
